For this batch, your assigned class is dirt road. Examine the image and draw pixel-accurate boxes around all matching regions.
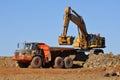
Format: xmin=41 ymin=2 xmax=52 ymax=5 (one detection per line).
xmin=0 ymin=67 xmax=120 ymax=80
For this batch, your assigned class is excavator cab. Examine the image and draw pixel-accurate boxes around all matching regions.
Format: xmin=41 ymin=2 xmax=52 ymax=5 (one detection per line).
xmin=87 ymin=34 xmax=105 ymax=48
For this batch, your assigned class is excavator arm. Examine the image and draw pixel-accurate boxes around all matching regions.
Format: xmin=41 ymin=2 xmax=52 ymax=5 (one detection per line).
xmin=58 ymin=6 xmax=88 ymax=48
xmin=63 ymin=6 xmax=88 ymax=36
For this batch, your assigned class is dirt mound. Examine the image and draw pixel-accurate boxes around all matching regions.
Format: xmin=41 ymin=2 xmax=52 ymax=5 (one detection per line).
xmin=0 ymin=56 xmax=17 ymax=68
xmin=84 ymin=52 xmax=120 ymax=68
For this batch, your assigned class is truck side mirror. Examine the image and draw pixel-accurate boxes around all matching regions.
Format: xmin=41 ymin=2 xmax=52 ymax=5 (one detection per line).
xmin=17 ymin=43 xmax=19 ymax=48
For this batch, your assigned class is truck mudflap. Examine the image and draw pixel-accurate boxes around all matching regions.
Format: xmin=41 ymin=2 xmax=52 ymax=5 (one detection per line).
xmin=12 ymin=55 xmax=32 ymax=61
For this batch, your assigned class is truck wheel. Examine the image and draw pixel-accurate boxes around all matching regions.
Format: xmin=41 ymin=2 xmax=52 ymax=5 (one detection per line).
xmin=17 ymin=62 xmax=29 ymax=68
xmin=64 ymin=57 xmax=73 ymax=68
xmin=30 ymin=56 xmax=42 ymax=68
xmin=54 ymin=57 xmax=64 ymax=68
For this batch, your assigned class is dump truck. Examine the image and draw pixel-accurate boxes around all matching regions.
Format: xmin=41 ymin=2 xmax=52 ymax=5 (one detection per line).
xmin=12 ymin=6 xmax=105 ymax=68
xmin=12 ymin=42 xmax=80 ymax=68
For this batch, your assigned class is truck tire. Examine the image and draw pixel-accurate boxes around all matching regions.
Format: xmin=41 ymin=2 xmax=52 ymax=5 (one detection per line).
xmin=64 ymin=57 xmax=73 ymax=68
xmin=54 ymin=57 xmax=64 ymax=68
xmin=17 ymin=62 xmax=29 ymax=68
xmin=30 ymin=56 xmax=42 ymax=68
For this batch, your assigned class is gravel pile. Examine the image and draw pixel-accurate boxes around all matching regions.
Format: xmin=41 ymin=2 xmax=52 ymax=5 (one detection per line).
xmin=84 ymin=52 xmax=120 ymax=68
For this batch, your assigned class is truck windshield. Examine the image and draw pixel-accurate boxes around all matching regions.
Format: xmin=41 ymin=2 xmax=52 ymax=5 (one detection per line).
xmin=24 ymin=43 xmax=32 ymax=49
xmin=24 ymin=43 xmax=36 ymax=50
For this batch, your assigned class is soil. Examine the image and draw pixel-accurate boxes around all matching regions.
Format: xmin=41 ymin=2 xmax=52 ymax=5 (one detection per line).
xmin=1 ymin=52 xmax=120 ymax=80
xmin=0 ymin=67 xmax=120 ymax=80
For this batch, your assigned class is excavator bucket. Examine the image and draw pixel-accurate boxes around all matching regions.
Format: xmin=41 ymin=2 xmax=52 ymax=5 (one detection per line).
xmin=58 ymin=36 xmax=75 ymax=45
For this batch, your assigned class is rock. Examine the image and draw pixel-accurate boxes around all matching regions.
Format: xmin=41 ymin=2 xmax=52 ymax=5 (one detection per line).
xmin=116 ymin=72 xmax=120 ymax=77
xmin=104 ymin=73 xmax=110 ymax=77
xmin=84 ymin=52 xmax=120 ymax=68
xmin=104 ymin=71 xmax=120 ymax=77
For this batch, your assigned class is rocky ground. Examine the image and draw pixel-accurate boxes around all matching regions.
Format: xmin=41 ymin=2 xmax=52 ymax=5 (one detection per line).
xmin=1 ymin=52 xmax=120 ymax=80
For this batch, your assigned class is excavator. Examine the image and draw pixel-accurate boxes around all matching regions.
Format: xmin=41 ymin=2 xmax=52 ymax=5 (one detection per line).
xmin=58 ymin=6 xmax=105 ymax=50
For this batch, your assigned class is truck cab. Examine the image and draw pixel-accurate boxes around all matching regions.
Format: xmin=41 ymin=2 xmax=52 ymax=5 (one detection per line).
xmin=12 ymin=42 xmax=51 ymax=68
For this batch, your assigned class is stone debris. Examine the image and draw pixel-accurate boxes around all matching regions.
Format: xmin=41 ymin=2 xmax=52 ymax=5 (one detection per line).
xmin=83 ymin=52 xmax=120 ymax=68
xmin=104 ymin=71 xmax=120 ymax=77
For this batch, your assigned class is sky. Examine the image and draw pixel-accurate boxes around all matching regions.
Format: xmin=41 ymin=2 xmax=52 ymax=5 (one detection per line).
xmin=0 ymin=0 xmax=120 ymax=56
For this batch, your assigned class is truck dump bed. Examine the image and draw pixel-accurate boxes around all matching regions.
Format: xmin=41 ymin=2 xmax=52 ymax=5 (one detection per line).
xmin=49 ymin=47 xmax=77 ymax=61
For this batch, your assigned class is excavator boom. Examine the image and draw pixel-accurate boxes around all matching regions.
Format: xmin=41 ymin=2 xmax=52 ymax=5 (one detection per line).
xmin=62 ymin=6 xmax=88 ymax=37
